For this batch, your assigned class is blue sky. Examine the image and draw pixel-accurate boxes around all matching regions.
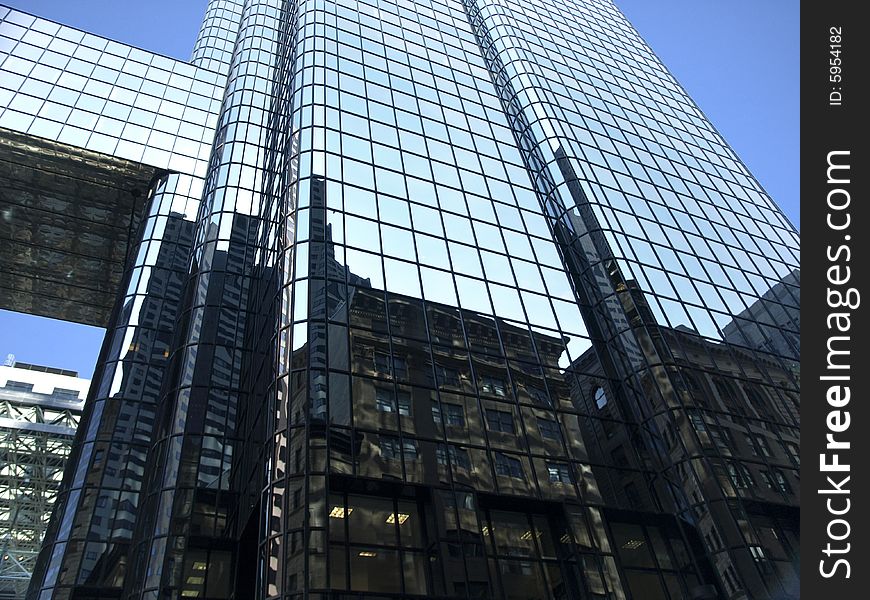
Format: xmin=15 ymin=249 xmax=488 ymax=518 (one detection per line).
xmin=0 ymin=0 xmax=798 ymax=377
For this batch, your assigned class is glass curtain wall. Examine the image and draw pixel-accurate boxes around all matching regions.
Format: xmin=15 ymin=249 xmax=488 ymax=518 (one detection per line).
xmin=12 ymin=0 xmax=800 ymax=598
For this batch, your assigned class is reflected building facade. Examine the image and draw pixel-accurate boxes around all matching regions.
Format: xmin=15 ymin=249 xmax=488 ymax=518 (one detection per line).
xmin=0 ymin=1 xmax=798 ymax=599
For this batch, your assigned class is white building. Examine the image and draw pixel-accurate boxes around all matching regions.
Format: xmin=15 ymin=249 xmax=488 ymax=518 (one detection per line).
xmin=0 ymin=360 xmax=88 ymax=600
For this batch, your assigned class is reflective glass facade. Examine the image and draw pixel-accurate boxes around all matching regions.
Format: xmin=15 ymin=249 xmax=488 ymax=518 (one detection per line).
xmin=0 ymin=1 xmax=799 ymax=599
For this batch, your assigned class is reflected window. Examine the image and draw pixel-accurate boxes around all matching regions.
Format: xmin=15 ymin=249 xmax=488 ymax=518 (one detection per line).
xmin=772 ymin=469 xmax=791 ymax=494
xmin=480 ymin=375 xmax=507 ymax=396
xmin=377 ymin=387 xmax=411 ymax=416
xmin=748 ymin=546 xmax=770 ymax=574
xmin=430 ymin=400 xmax=442 ymax=425
xmin=494 ymin=453 xmax=524 ymax=479
xmin=744 ymin=385 xmax=775 ymax=419
xmin=374 ymin=352 xmax=407 ymax=379
xmin=689 ymin=412 xmax=708 ymax=434
xmin=433 ymin=401 xmax=465 ymax=427
xmin=435 ymin=363 xmax=461 ymax=387
xmin=397 ymin=391 xmax=411 ymax=416
xmin=784 ymin=442 xmax=800 ymax=466
xmin=526 ymin=386 xmax=551 ymax=406
xmin=376 ymin=387 xmax=395 ymax=413
xmin=437 ymin=444 xmax=471 ymax=471
xmin=761 ymin=469 xmax=776 ymax=491
xmin=727 ymin=461 xmax=754 ymax=489
xmin=444 ymin=402 xmax=465 ymax=427
xmin=546 ymin=462 xmax=572 ymax=484
xmin=714 ymin=378 xmax=741 ymax=408
xmin=708 ymin=426 xmax=731 ymax=448
xmin=537 ymin=417 xmax=560 ymax=440
xmin=380 ymin=437 xmax=417 ymax=461
xmin=485 ymin=408 xmax=515 ymax=434
xmin=374 ymin=352 xmax=391 ymax=375
xmin=594 ymin=387 xmax=608 ymax=410
xmin=393 ymin=357 xmax=408 ymax=379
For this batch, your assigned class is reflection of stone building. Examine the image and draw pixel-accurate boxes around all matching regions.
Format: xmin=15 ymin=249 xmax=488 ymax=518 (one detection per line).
xmin=569 ymin=315 xmax=799 ymax=600
xmin=226 ymin=190 xmax=722 ymax=600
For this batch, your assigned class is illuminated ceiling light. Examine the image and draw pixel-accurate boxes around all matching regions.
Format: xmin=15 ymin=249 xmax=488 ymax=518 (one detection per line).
xmin=329 ymin=506 xmax=352 ymax=518
xmin=192 ymin=562 xmax=207 ymax=571
xmin=481 ymin=526 xmax=489 ymax=536
xmin=560 ymin=534 xmax=572 ymax=544
xmin=520 ymin=531 xmax=533 ymax=540
xmin=386 ymin=513 xmax=410 ymax=524
xmin=358 ymin=551 xmax=377 ymax=557
xmin=186 ymin=576 xmax=205 ymax=585
xmin=621 ymin=539 xmax=645 ymax=550
xmin=181 ymin=592 xmax=199 ymax=598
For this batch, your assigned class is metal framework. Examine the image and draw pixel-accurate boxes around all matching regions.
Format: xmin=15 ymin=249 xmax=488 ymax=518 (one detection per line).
xmin=0 ymin=385 xmax=82 ymax=599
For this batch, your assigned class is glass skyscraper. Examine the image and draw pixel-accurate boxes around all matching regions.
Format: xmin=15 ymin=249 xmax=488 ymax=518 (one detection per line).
xmin=0 ymin=1 xmax=799 ymax=599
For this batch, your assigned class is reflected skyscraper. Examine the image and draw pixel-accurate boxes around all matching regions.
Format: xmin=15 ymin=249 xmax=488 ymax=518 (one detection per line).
xmin=0 ymin=1 xmax=798 ymax=599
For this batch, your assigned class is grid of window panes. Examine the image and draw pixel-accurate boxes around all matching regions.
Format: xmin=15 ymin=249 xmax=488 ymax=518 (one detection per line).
xmin=120 ymin=2 xmax=288 ymax=597
xmin=322 ymin=487 xmax=640 ymax=600
xmin=28 ymin=173 xmax=203 ymax=596
xmin=6 ymin=0 xmax=801 ymax=596
xmin=608 ymin=520 xmax=704 ymax=600
xmin=466 ymin=0 xmax=799 ymax=358
xmin=286 ymin=0 xmax=600 ymax=484
xmin=251 ymin=0 xmax=639 ymax=596
xmin=458 ymin=0 xmax=799 ymax=597
xmin=190 ymin=0 xmax=245 ymax=74
xmin=0 ymin=7 xmax=223 ymax=178
xmin=327 ymin=493 xmax=429 ymax=595
xmin=2 ymin=6 xmax=225 ymax=586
